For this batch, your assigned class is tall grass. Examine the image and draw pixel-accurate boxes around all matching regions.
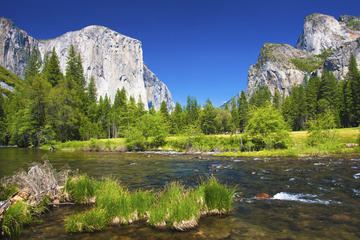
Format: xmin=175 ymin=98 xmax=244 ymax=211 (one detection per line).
xmin=65 ymin=175 xmax=96 ymax=204
xmin=2 ymin=201 xmax=32 ymax=239
xmin=65 ymin=208 xmax=107 ymax=232
xmin=64 ymin=176 xmax=235 ymax=232
xmin=201 ymin=176 xmax=235 ymax=214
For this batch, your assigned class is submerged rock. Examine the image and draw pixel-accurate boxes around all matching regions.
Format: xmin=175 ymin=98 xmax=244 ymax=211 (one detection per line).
xmin=254 ymin=193 xmax=270 ymax=200
xmin=329 ymin=214 xmax=351 ymax=223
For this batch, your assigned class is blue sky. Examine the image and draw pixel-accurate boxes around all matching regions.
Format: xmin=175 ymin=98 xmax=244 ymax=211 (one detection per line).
xmin=2 ymin=0 xmax=360 ymax=106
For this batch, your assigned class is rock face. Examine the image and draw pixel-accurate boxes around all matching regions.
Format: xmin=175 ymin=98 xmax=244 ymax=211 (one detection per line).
xmin=246 ymin=43 xmax=312 ymax=97
xmin=0 ymin=18 xmax=37 ymax=78
xmin=143 ymin=64 xmax=174 ymax=111
xmin=0 ymin=17 xmax=174 ymax=111
xmin=245 ymin=13 xmax=360 ymax=99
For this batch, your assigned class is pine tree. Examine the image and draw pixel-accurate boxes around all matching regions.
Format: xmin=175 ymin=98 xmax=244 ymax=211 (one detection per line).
xmin=185 ymin=95 xmax=200 ymax=125
xmin=347 ymin=54 xmax=360 ymax=125
xmin=200 ymin=98 xmax=216 ymax=134
xmin=249 ymin=86 xmax=271 ymax=108
xmin=273 ymin=90 xmax=281 ymax=109
xmin=171 ymin=102 xmax=185 ymax=134
xmin=24 ymin=47 xmax=41 ymax=80
xmin=88 ymin=76 xmax=97 ymax=104
xmin=305 ymin=75 xmax=320 ymax=120
xmin=43 ymin=48 xmax=63 ymax=87
xmin=238 ymin=91 xmax=248 ymax=132
xmin=230 ymin=98 xmax=239 ymax=131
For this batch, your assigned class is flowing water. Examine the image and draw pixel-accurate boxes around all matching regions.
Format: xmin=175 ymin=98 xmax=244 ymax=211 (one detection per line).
xmin=0 ymin=148 xmax=359 ymax=239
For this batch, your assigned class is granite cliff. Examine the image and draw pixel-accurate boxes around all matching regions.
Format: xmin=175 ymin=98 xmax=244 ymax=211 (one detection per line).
xmin=245 ymin=13 xmax=360 ymax=98
xmin=0 ymin=17 xmax=174 ymax=111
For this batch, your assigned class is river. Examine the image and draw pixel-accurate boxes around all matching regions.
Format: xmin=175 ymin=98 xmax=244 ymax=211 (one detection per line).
xmin=0 ymin=148 xmax=359 ymax=239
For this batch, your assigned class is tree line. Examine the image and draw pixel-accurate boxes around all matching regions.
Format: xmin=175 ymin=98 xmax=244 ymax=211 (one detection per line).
xmin=0 ymin=46 xmax=359 ymax=148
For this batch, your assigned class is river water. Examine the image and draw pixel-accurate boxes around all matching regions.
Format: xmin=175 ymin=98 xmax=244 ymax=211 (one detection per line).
xmin=0 ymin=148 xmax=359 ymax=239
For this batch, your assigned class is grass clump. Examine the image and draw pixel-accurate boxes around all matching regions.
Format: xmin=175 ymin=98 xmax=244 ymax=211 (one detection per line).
xmin=94 ymin=179 xmax=134 ymax=223
xmin=0 ymin=184 xmax=18 ymax=201
xmin=130 ymin=190 xmax=155 ymax=218
xmin=201 ymin=177 xmax=235 ymax=214
xmin=65 ymin=175 xmax=96 ymax=204
xmin=2 ymin=201 xmax=32 ymax=239
xmin=64 ymin=176 xmax=235 ymax=232
xmin=148 ymin=183 xmax=202 ymax=231
xmin=65 ymin=208 xmax=107 ymax=233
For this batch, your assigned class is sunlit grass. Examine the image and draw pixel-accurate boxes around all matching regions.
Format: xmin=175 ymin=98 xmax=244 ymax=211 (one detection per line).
xmin=65 ymin=208 xmax=107 ymax=233
xmin=2 ymin=201 xmax=32 ymax=239
xmin=64 ymin=176 xmax=235 ymax=232
xmin=65 ymin=175 xmax=97 ymax=204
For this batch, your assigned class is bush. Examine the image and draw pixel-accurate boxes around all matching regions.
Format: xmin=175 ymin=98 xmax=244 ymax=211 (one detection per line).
xmin=65 ymin=175 xmax=96 ymax=204
xmin=125 ymin=127 xmax=146 ymax=151
xmin=306 ymin=111 xmax=337 ymax=146
xmin=65 ymin=208 xmax=107 ymax=232
xmin=2 ymin=201 xmax=32 ymax=239
xmin=245 ymin=103 xmax=291 ymax=150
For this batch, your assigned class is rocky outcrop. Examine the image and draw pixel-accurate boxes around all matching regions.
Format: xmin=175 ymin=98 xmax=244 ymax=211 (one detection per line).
xmin=246 ymin=43 xmax=312 ymax=97
xmin=245 ymin=13 xmax=360 ymax=99
xmin=143 ymin=64 xmax=175 ymax=111
xmin=0 ymin=18 xmax=37 ymax=78
xmin=0 ymin=17 xmax=174 ymax=111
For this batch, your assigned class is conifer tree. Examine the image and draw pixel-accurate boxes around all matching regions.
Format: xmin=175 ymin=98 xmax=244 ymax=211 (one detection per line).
xmin=24 ymin=47 xmax=41 ymax=80
xmin=238 ymin=91 xmax=248 ymax=132
xmin=43 ymin=48 xmax=63 ymax=87
xmin=200 ymin=98 xmax=216 ymax=134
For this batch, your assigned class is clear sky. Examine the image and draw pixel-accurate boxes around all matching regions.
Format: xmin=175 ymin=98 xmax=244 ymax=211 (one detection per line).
xmin=2 ymin=0 xmax=360 ymax=106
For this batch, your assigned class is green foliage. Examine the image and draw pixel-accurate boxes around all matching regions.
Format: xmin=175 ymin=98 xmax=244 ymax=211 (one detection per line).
xmin=130 ymin=190 xmax=155 ymax=218
xmin=306 ymin=111 xmax=338 ymax=146
xmin=0 ymin=184 xmax=18 ymax=201
xmin=345 ymin=19 xmax=360 ymax=30
xmin=2 ymin=201 xmax=32 ymax=239
xmin=24 ymin=47 xmax=41 ymax=79
xmin=246 ymin=103 xmax=291 ymax=150
xmin=65 ymin=175 xmax=96 ymax=204
xmin=249 ymin=86 xmax=271 ymax=108
xmin=65 ymin=208 xmax=107 ymax=233
xmin=200 ymin=99 xmax=216 ymax=135
xmin=125 ymin=113 xmax=168 ymax=150
xmin=201 ymin=176 xmax=234 ymax=213
xmin=291 ymin=56 xmax=323 ymax=73
xmin=42 ymin=48 xmax=63 ymax=87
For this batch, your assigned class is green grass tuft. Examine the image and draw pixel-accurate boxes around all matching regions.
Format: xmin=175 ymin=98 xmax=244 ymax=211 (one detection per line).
xmin=2 ymin=201 xmax=32 ymax=239
xmin=201 ymin=177 xmax=235 ymax=214
xmin=65 ymin=175 xmax=96 ymax=204
xmin=65 ymin=208 xmax=107 ymax=233
xmin=0 ymin=184 xmax=19 ymax=201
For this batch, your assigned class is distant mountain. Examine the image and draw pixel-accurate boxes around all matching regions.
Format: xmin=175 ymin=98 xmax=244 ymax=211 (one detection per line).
xmin=227 ymin=13 xmax=360 ymax=102
xmin=0 ymin=17 xmax=175 ymax=111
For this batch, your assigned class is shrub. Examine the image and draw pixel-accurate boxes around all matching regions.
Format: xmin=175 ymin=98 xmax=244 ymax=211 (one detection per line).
xmin=245 ymin=103 xmax=291 ymax=150
xmin=65 ymin=208 xmax=107 ymax=232
xmin=2 ymin=201 xmax=32 ymax=239
xmin=65 ymin=175 xmax=96 ymax=204
xmin=306 ymin=111 xmax=337 ymax=146
xmin=125 ymin=127 xmax=146 ymax=151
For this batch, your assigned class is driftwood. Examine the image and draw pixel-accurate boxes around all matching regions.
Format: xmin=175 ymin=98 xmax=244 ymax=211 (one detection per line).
xmin=2 ymin=161 xmax=70 ymax=205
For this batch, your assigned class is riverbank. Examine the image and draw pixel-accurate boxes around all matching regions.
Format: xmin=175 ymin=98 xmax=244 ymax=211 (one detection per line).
xmin=40 ymin=128 xmax=360 ymax=157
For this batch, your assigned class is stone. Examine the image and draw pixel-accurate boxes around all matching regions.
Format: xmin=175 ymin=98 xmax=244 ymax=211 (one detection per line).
xmin=329 ymin=214 xmax=351 ymax=223
xmin=0 ymin=17 xmax=174 ymax=111
xmin=254 ymin=193 xmax=270 ymax=200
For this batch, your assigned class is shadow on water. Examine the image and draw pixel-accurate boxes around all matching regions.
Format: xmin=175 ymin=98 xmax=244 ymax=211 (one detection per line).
xmin=0 ymin=148 xmax=359 ymax=239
